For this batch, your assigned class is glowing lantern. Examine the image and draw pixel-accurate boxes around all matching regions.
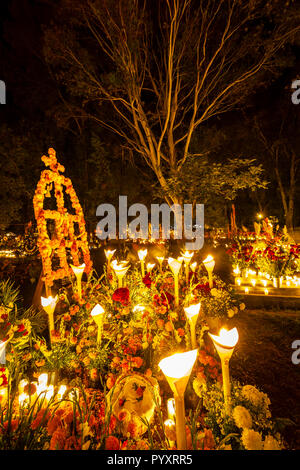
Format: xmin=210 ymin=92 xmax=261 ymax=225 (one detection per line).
xmin=168 ymin=258 xmax=183 ymax=306
xmin=146 ymin=263 xmax=155 ymax=273
xmin=159 ymin=349 xmax=198 ymax=449
xmin=70 ymin=263 xmax=85 ymax=299
xmin=104 ymin=249 xmax=116 ymax=276
xmin=184 ymin=303 xmax=201 ymax=349
xmin=203 ymin=255 xmax=215 ymax=288
xmin=111 ymin=260 xmax=129 ymax=288
xmin=91 ymin=304 xmax=105 ymax=345
xmin=138 ymin=249 xmax=148 ymax=277
xmin=209 ymin=328 xmax=239 ymax=414
xmin=156 ymin=256 xmax=164 ymax=273
xmin=181 ymin=250 xmax=194 ymax=284
xmin=41 ymin=296 xmax=58 ymax=347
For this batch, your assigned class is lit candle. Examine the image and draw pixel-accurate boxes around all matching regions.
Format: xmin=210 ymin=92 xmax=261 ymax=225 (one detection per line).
xmin=111 ymin=260 xmax=130 ymax=288
xmin=235 ymin=277 xmax=242 ymax=286
xmin=159 ymin=349 xmax=198 ymax=450
xmin=104 ymin=249 xmax=116 ymax=276
xmin=184 ymin=303 xmax=201 ymax=349
xmin=244 ymin=287 xmax=249 ymax=294
xmin=167 ymin=397 xmax=176 ymax=420
xmin=91 ymin=304 xmax=105 ymax=345
xmin=233 ymin=265 xmax=240 ymax=276
xmin=70 ymin=263 xmax=85 ymax=300
xmin=250 ymin=279 xmax=256 ymax=287
xmin=41 ymin=296 xmax=58 ymax=347
xmin=156 ymin=256 xmax=164 ymax=273
xmin=138 ymin=249 xmax=148 ymax=277
xmin=146 ymin=263 xmax=155 ymax=273
xmin=190 ymin=262 xmax=197 ymax=273
xmin=264 ymin=288 xmax=269 ymax=295
xmin=209 ymin=328 xmax=238 ymax=414
xmin=168 ymin=258 xmax=182 ymax=306
xmin=181 ymin=250 xmax=194 ymax=284
xmin=203 ymin=255 xmax=215 ymax=288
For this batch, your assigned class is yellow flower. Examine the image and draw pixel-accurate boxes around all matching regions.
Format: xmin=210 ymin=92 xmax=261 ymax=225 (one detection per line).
xmin=263 ymin=435 xmax=281 ymax=450
xmin=239 ymin=303 xmax=246 ymax=310
xmin=227 ymin=309 xmax=235 ymax=318
xmin=83 ymin=357 xmax=90 ymax=366
xmin=241 ymin=429 xmax=263 ymax=450
xmin=233 ymin=406 xmax=252 ymax=429
xmin=241 ymin=385 xmax=270 ymax=409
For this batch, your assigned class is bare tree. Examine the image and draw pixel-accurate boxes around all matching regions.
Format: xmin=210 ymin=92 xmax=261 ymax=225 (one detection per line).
xmin=255 ymin=120 xmax=300 ymax=230
xmin=44 ymin=0 xmax=300 ymax=205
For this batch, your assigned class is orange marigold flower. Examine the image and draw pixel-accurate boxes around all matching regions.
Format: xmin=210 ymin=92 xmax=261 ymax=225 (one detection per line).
xmin=106 ymin=375 xmax=116 ymax=390
xmin=132 ymin=356 xmax=143 ymax=368
xmin=105 ymin=436 xmax=120 ymax=450
xmin=177 ymin=328 xmax=185 ymax=337
xmin=165 ymin=321 xmax=173 ymax=332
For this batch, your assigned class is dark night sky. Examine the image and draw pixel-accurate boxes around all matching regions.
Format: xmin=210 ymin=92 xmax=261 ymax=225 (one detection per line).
xmin=0 ymin=0 xmax=300 ymax=230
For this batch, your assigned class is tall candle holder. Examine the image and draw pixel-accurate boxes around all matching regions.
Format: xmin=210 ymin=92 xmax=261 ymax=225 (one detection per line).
xmin=184 ymin=303 xmax=201 ymax=349
xmin=111 ymin=260 xmax=130 ymax=288
xmin=203 ymin=255 xmax=215 ymax=288
xmin=156 ymin=256 xmax=164 ymax=273
xmin=168 ymin=258 xmax=183 ymax=307
xmin=41 ymin=295 xmax=58 ymax=347
xmin=70 ymin=263 xmax=86 ymax=300
xmin=181 ymin=250 xmax=194 ymax=284
xmin=104 ymin=249 xmax=116 ymax=276
xmin=208 ymin=327 xmax=239 ymax=415
xmin=91 ymin=304 xmax=105 ymax=345
xmin=159 ymin=349 xmax=198 ymax=450
xmin=138 ymin=249 xmax=148 ymax=277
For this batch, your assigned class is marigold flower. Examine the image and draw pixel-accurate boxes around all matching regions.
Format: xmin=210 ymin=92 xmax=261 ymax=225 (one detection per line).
xmin=233 ymin=406 xmax=252 ymax=429
xmin=241 ymin=429 xmax=263 ymax=450
xmin=105 ymin=436 xmax=120 ymax=450
xmin=165 ymin=321 xmax=173 ymax=332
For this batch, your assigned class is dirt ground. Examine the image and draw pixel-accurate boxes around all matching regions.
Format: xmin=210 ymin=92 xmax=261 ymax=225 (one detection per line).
xmin=229 ymin=308 xmax=300 ymax=449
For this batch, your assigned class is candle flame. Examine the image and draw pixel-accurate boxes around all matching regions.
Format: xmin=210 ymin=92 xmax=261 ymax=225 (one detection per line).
xmin=159 ymin=349 xmax=198 ymax=379
xmin=70 ymin=263 xmax=86 ymax=275
xmin=91 ymin=304 xmax=105 ymax=317
xmin=184 ymin=303 xmax=201 ymax=320
xmin=138 ymin=249 xmax=148 ymax=260
xmin=168 ymin=257 xmax=182 ymax=275
xmin=209 ymin=327 xmax=239 ymax=349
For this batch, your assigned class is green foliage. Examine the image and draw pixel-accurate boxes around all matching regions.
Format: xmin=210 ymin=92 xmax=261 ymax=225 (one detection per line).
xmin=162 ymin=156 xmax=268 ymax=204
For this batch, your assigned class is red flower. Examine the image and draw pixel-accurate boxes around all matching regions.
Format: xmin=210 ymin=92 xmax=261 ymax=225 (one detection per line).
xmin=17 ymin=324 xmax=25 ymax=333
xmin=142 ymin=272 xmax=152 ymax=288
xmin=112 ymin=287 xmax=130 ymax=306
xmin=154 ymin=291 xmax=174 ymax=307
